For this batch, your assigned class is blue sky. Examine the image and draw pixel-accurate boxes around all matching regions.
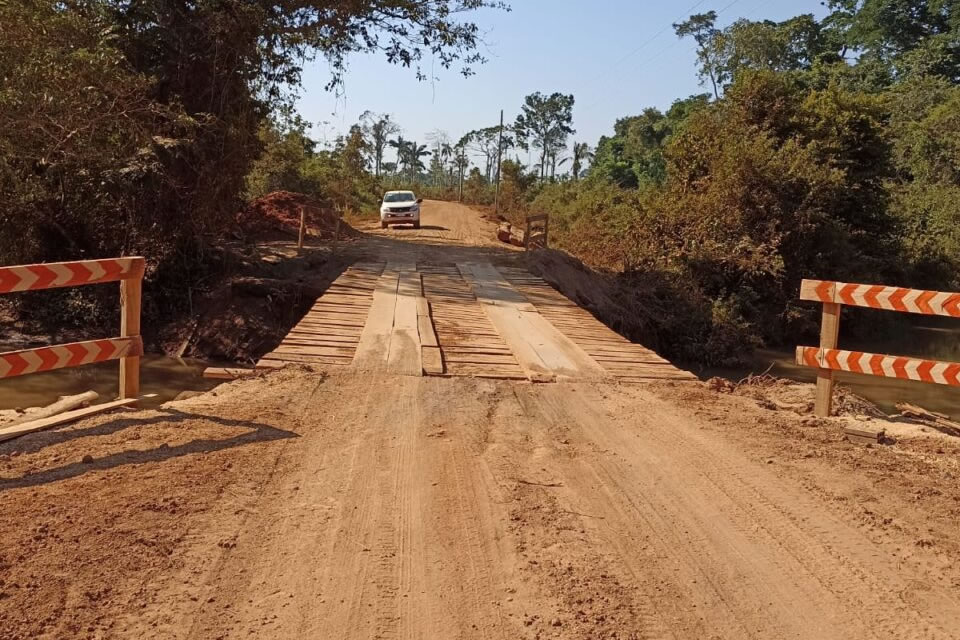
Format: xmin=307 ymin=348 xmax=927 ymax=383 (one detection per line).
xmin=295 ymin=0 xmax=828 ymax=163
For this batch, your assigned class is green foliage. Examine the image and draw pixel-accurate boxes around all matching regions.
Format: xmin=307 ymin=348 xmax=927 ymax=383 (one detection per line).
xmin=887 ymin=77 xmax=960 ymax=285
xmin=826 ymin=0 xmax=960 ymax=81
xmin=589 ymin=96 xmax=709 ymax=188
xmin=514 ymin=92 xmax=576 ymax=180
xmin=1 ymin=0 xmax=503 ymax=330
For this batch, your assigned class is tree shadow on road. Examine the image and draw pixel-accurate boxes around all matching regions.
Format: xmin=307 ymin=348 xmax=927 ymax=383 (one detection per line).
xmin=0 ymin=407 xmax=297 ymax=492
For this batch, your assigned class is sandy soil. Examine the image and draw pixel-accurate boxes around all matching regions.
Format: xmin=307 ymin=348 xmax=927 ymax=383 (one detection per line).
xmin=2 ymin=201 xmax=959 ymax=639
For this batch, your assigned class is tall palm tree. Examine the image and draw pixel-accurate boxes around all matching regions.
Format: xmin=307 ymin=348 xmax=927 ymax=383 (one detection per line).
xmin=570 ymin=142 xmax=594 ymax=181
xmin=439 ymin=142 xmax=454 ymax=186
xmin=403 ymin=141 xmax=431 ymax=180
xmin=388 ymin=135 xmax=410 ymax=174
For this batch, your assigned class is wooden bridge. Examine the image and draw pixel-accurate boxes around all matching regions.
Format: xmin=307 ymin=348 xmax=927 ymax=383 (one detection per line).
xmin=257 ymin=261 xmax=695 ymax=383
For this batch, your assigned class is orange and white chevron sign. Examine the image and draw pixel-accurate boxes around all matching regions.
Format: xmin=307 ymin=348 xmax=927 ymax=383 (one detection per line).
xmin=796 ymin=346 xmax=960 ymax=387
xmin=800 ymin=279 xmax=960 ymax=318
xmin=0 ymin=257 xmax=145 ymax=294
xmin=0 ymin=337 xmax=143 ymax=379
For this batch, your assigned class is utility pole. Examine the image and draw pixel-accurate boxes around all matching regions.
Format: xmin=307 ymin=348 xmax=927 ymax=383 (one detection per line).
xmin=494 ymin=109 xmax=504 ymax=215
xmin=458 ymin=147 xmax=465 ymax=203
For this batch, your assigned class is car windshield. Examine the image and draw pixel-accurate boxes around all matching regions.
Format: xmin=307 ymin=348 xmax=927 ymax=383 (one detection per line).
xmin=384 ymin=192 xmax=415 ymax=203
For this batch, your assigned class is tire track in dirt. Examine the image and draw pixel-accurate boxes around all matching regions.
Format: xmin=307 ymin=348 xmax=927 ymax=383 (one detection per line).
xmin=617 ymin=389 xmax=960 ymax=640
xmin=522 ymin=384 xmax=960 ymax=640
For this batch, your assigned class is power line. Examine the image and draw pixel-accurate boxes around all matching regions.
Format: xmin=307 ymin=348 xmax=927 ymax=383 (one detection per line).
xmin=580 ymin=0 xmax=752 ymax=113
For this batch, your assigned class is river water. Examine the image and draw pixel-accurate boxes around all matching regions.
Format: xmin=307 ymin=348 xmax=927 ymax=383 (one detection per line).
xmin=0 ymin=355 xmax=221 ymax=411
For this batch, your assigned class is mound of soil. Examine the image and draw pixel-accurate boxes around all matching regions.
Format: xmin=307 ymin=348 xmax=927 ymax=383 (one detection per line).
xmin=237 ymin=191 xmax=361 ymax=240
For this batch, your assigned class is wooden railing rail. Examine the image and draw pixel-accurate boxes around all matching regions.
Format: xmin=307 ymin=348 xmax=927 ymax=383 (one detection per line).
xmin=0 ymin=257 xmax=145 ymax=401
xmin=524 ymin=214 xmax=549 ymax=251
xmin=797 ymin=278 xmax=960 ymax=417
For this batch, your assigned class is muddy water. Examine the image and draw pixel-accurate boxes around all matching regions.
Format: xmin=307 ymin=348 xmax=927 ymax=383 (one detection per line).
xmin=0 ymin=355 xmax=221 ymax=412
xmin=735 ymin=322 xmax=960 ymax=419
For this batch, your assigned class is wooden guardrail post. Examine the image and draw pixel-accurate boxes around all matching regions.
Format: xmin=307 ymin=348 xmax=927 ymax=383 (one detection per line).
xmin=298 ymin=205 xmax=306 ymax=250
xmin=332 ymin=206 xmax=342 ymax=256
xmin=815 ymin=301 xmax=840 ymax=417
xmin=119 ymin=261 xmax=144 ymax=400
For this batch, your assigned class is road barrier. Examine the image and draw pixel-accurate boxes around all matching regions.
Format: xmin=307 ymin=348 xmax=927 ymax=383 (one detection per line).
xmin=797 ymin=279 xmax=960 ymax=416
xmin=0 ymin=257 xmax=145 ymax=401
xmin=524 ymin=214 xmax=549 ymax=251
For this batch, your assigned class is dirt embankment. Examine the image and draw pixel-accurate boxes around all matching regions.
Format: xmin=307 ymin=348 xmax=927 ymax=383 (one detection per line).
xmin=158 ymin=192 xmax=363 ymax=364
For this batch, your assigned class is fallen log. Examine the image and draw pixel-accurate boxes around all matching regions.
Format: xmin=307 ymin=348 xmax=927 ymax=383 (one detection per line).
xmin=3 ymin=391 xmax=99 ymax=429
xmin=896 ymin=402 xmax=960 ymax=431
xmin=0 ymin=397 xmax=137 ymax=444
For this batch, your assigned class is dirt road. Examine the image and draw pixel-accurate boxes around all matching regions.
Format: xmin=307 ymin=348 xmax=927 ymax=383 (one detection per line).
xmin=2 ymin=201 xmax=960 ymax=639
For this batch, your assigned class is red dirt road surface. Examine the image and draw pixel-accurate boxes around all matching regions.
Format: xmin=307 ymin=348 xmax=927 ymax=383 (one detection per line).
xmin=2 ymin=202 xmax=959 ymax=639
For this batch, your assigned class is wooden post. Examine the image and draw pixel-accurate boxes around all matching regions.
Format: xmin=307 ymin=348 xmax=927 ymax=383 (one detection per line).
xmin=333 ymin=213 xmax=341 ymax=256
xmin=815 ymin=302 xmax=840 ymax=417
xmin=494 ymin=109 xmax=504 ymax=216
xmin=298 ymin=206 xmax=306 ymax=250
xmin=524 ymin=219 xmax=531 ymax=251
xmin=542 ymin=215 xmax=549 ymax=249
xmin=119 ymin=260 xmax=144 ymax=401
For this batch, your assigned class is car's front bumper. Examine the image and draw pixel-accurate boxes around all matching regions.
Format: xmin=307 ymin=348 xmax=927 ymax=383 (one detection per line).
xmin=381 ymin=212 xmax=420 ymax=224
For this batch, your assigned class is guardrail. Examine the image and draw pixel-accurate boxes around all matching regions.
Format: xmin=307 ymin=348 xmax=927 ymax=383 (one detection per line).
xmin=0 ymin=258 xmax=145 ymax=401
xmin=797 ymin=279 xmax=960 ymax=417
xmin=524 ymin=214 xmax=549 ymax=251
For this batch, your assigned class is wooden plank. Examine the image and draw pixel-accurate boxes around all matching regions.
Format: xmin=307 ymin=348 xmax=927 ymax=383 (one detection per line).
xmin=801 ymin=278 xmax=960 ymax=318
xmin=259 ymin=354 xmax=350 ymax=366
xmin=273 ymin=345 xmax=356 ymax=356
xmin=417 ymin=297 xmax=431 ymax=317
xmin=203 ymin=367 xmax=256 ymax=380
xmin=797 ymin=346 xmax=960 ymax=387
xmin=0 ymin=398 xmax=138 ymax=443
xmin=387 ymin=270 xmax=422 ymax=376
xmin=418 ymin=315 xmax=439 ymax=348
xmin=0 ymin=337 xmax=143 ymax=379
xmin=422 ymin=346 xmax=444 ymax=375
xmin=285 ymin=336 xmax=360 ymax=346
xmin=0 ymin=257 xmax=145 ymax=294
xmin=526 ymin=214 xmax=548 ymax=223
xmin=442 ymin=353 xmax=519 ymax=364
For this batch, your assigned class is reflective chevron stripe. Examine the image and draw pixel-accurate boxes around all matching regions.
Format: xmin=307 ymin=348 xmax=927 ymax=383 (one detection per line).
xmin=0 ymin=337 xmax=143 ymax=379
xmin=796 ymin=347 xmax=960 ymax=387
xmin=0 ymin=257 xmax=145 ymax=294
xmin=800 ymin=279 xmax=960 ymax=318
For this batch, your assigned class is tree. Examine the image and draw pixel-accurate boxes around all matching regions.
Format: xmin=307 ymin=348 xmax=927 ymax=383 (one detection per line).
xmin=674 ymin=12 xmax=726 ymax=99
xmin=389 ymin=135 xmax=411 ymax=173
xmin=824 ymin=0 xmax=960 ymax=81
xmin=0 ymin=0 xmax=506 ymax=328
xmin=570 ymin=142 xmax=594 ymax=180
xmin=405 ymin=142 xmax=432 ymax=178
xmin=721 ymin=15 xmax=829 ymax=79
xmin=460 ymin=126 xmax=515 ymax=181
xmin=360 ymin=112 xmax=400 ymax=176
xmin=513 ymin=92 xmax=576 ymax=181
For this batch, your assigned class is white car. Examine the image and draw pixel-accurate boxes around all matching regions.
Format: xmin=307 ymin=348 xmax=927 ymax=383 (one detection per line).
xmin=380 ymin=191 xmax=422 ymax=229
